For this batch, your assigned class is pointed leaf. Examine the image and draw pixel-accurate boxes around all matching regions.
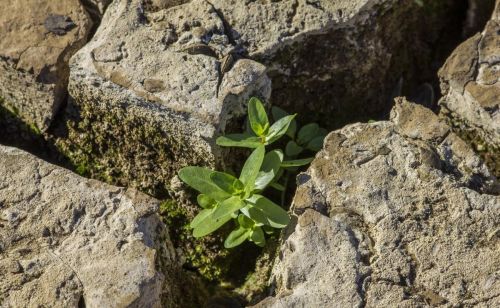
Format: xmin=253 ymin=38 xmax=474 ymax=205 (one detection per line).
xmin=210 ymin=171 xmax=244 ymax=195
xmin=224 ymin=227 xmax=251 ymax=248
xmin=192 ymin=210 xmax=232 ymax=238
xmin=238 ymin=214 xmax=254 ymax=229
xmin=239 ymin=145 xmax=265 ymax=192
xmin=285 ymin=140 xmax=303 ymax=157
xmin=197 ymin=194 xmax=216 ymax=209
xmin=216 ymin=134 xmax=262 ymax=148
xmin=250 ymin=226 xmax=266 ymax=247
xmin=306 ymin=135 xmax=326 ymax=152
xmin=178 ymin=167 xmax=231 ymax=201
xmin=281 ymin=157 xmax=314 ymax=168
xmin=248 ymin=97 xmax=269 ymax=136
xmin=212 ymin=196 xmax=245 ymax=220
xmin=190 ymin=208 xmax=214 ymax=229
xmin=297 ymin=123 xmax=319 ymax=145
xmin=254 ymin=149 xmax=284 ymax=191
xmin=272 ymin=106 xmax=297 ymax=138
xmin=266 ymin=114 xmax=296 ymax=144
xmin=244 ymin=195 xmax=290 ymax=228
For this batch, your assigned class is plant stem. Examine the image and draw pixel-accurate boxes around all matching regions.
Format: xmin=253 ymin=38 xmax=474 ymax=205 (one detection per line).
xmin=280 ymin=172 xmax=290 ymax=207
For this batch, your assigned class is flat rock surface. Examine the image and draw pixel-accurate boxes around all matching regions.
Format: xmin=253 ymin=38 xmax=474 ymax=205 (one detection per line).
xmin=0 ymin=145 xmax=177 ymax=307
xmin=256 ymin=99 xmax=500 ymax=307
xmin=0 ymin=0 xmax=92 ymax=131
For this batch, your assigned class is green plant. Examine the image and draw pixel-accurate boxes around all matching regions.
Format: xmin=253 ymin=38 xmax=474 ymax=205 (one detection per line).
xmin=178 ymin=97 xmax=326 ymax=248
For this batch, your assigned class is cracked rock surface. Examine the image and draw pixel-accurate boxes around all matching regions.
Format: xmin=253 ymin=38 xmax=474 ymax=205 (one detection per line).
xmin=0 ymin=0 xmax=93 ymax=131
xmin=256 ymin=99 xmax=500 ymax=307
xmin=0 ymin=145 xmax=178 ymax=307
xmin=439 ymin=1 xmax=499 ymax=175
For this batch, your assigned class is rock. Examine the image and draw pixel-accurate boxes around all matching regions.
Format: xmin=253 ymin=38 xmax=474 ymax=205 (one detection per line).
xmin=0 ymin=145 xmax=180 ymax=307
xmin=0 ymin=0 xmax=93 ymax=132
xmin=59 ymin=0 xmax=271 ymax=196
xmin=439 ymin=1 xmax=499 ymax=175
xmin=256 ymin=99 xmax=500 ymax=307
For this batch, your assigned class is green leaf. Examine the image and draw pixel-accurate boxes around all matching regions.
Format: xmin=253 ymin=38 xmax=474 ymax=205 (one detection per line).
xmin=269 ymin=182 xmax=285 ymax=191
xmin=178 ymin=167 xmax=231 ymax=201
xmin=197 ymin=194 xmax=216 ymax=209
xmin=210 ymin=171 xmax=244 ymax=195
xmin=297 ymin=123 xmax=319 ymax=145
xmin=285 ymin=140 xmax=303 ymax=157
xmin=266 ymin=114 xmax=297 ymax=144
xmin=254 ymin=149 xmax=284 ymax=191
xmin=190 ymin=208 xmax=213 ymax=229
xmin=248 ymin=97 xmax=269 ymax=136
xmin=216 ymin=134 xmax=262 ymax=148
xmin=281 ymin=157 xmax=314 ymax=168
xmin=306 ymin=135 xmax=326 ymax=152
xmin=212 ymin=196 xmax=246 ymax=220
xmin=238 ymin=214 xmax=254 ymax=229
xmin=239 ymin=145 xmax=265 ymax=193
xmin=225 ymin=227 xmax=251 ymax=248
xmin=243 ymin=195 xmax=290 ymax=228
xmin=250 ymin=226 xmax=266 ymax=247
xmin=192 ymin=209 xmax=232 ymax=238
xmin=262 ymin=225 xmax=275 ymax=235
xmin=272 ymin=106 xmax=297 ymax=138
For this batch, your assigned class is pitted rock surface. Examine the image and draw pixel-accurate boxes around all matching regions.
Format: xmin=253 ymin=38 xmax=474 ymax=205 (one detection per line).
xmin=255 ymin=99 xmax=500 ymax=307
xmin=0 ymin=145 xmax=178 ymax=307
xmin=439 ymin=1 xmax=499 ymax=175
xmin=0 ymin=0 xmax=92 ymax=131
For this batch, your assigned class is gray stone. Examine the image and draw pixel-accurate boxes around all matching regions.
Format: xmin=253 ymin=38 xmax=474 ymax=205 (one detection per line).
xmin=59 ymin=0 xmax=271 ymax=196
xmin=438 ymin=1 xmax=499 ymax=175
xmin=0 ymin=145 xmax=179 ymax=307
xmin=0 ymin=0 xmax=93 ymax=131
xmin=256 ymin=99 xmax=500 ymax=307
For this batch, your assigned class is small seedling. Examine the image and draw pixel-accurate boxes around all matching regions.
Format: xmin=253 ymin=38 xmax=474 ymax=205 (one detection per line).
xmin=178 ymin=97 xmax=327 ymax=248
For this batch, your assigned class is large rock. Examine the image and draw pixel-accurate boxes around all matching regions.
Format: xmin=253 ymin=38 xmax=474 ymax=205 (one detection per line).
xmin=256 ymin=99 xmax=499 ymax=307
xmin=0 ymin=1 xmax=93 ymax=132
xmin=58 ymin=0 xmax=271 ymax=196
xmin=0 ymin=145 xmax=179 ymax=307
xmin=439 ymin=1 xmax=499 ymax=175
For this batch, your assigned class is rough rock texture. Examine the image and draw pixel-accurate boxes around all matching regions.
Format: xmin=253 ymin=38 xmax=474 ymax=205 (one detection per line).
xmin=439 ymin=1 xmax=499 ymax=176
xmin=59 ymin=0 xmax=271 ymax=197
xmin=0 ymin=145 xmax=180 ymax=307
xmin=256 ymin=99 xmax=500 ymax=307
xmin=0 ymin=0 xmax=93 ymax=131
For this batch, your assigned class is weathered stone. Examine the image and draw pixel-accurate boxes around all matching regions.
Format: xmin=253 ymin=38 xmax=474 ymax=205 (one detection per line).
xmin=0 ymin=0 xmax=93 ymax=131
xmin=0 ymin=145 xmax=180 ymax=307
xmin=439 ymin=1 xmax=499 ymax=176
xmin=256 ymin=99 xmax=499 ymax=307
xmin=59 ymin=0 xmax=271 ymax=197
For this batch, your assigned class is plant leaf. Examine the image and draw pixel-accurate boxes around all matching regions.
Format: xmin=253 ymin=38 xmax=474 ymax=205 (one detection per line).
xmin=250 ymin=226 xmax=266 ymax=247
xmin=190 ymin=208 xmax=213 ymax=229
xmin=192 ymin=209 xmax=232 ymax=238
xmin=216 ymin=134 xmax=262 ymax=148
xmin=285 ymin=140 xmax=303 ymax=157
xmin=254 ymin=149 xmax=284 ymax=191
xmin=197 ymin=194 xmax=216 ymax=209
xmin=269 ymin=182 xmax=285 ymax=191
xmin=238 ymin=214 xmax=254 ymax=229
xmin=281 ymin=157 xmax=314 ymax=168
xmin=239 ymin=145 xmax=265 ymax=192
xmin=210 ymin=171 xmax=244 ymax=195
xmin=244 ymin=195 xmax=290 ymax=228
xmin=224 ymin=227 xmax=251 ymax=248
xmin=248 ymin=97 xmax=269 ymax=136
xmin=178 ymin=167 xmax=231 ymax=201
xmin=266 ymin=114 xmax=296 ymax=144
xmin=212 ymin=196 xmax=246 ymax=220
xmin=297 ymin=123 xmax=319 ymax=145
xmin=306 ymin=135 xmax=326 ymax=152
xmin=271 ymin=106 xmax=297 ymax=138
